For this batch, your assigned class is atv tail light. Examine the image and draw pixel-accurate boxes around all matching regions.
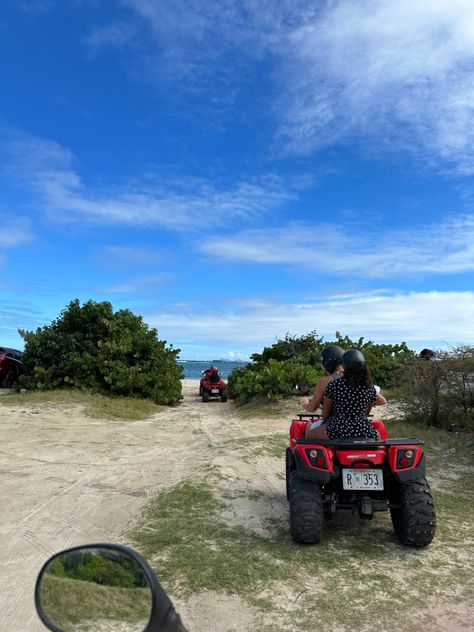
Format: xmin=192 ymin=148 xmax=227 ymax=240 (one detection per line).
xmin=353 ymin=463 xmax=370 ymax=469
xmin=396 ymin=448 xmax=417 ymax=469
xmin=305 ymin=448 xmax=329 ymax=470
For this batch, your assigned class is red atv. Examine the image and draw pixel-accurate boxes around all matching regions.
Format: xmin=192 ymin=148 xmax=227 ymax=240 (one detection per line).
xmin=286 ymin=414 xmax=436 ymax=547
xmin=199 ymin=367 xmax=228 ymax=403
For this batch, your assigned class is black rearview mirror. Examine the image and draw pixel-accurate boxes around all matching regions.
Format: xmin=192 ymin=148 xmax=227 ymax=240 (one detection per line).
xmin=35 ymin=544 xmax=153 ymax=632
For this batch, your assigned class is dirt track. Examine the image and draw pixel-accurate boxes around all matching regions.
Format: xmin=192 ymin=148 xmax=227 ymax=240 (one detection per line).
xmin=0 ymin=382 xmax=471 ymax=632
xmin=0 ymin=380 xmax=289 ymax=632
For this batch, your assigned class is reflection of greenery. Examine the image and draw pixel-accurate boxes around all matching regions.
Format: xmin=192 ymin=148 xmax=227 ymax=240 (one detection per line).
xmin=41 ymin=574 xmax=151 ymax=629
xmin=47 ymin=549 xmax=148 ymax=588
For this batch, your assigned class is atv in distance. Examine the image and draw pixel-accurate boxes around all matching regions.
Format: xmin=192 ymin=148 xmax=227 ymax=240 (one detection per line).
xmin=199 ymin=366 xmax=228 ymax=402
xmin=286 ymin=414 xmax=436 ymax=547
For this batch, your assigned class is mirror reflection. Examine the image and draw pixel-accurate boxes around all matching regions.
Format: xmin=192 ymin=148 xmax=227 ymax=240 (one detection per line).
xmin=38 ymin=546 xmax=152 ymax=632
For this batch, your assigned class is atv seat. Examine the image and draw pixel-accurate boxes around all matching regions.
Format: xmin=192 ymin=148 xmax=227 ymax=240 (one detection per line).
xmin=371 ymin=420 xmax=388 ymax=440
xmin=290 ymin=418 xmax=389 ymax=446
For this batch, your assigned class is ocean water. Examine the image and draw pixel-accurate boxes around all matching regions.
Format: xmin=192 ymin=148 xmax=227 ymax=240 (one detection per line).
xmin=179 ymin=360 xmax=249 ymax=379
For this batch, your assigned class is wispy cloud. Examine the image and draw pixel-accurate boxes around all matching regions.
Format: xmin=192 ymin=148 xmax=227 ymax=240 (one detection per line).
xmin=0 ymin=218 xmax=35 ymax=248
xmin=84 ymin=21 xmax=138 ymax=57
xmin=145 ymin=290 xmax=474 ymax=351
xmin=5 ymin=134 xmax=295 ymax=229
xmin=277 ymin=0 xmax=474 ymax=172
xmin=95 ymin=272 xmax=174 ymax=294
xmin=200 ymin=215 xmax=474 ymax=277
xmin=91 ymin=1 xmax=474 ymax=172
xmin=100 ymin=245 xmax=166 ymax=265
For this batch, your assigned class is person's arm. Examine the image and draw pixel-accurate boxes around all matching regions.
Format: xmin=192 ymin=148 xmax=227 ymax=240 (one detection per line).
xmin=321 ymin=395 xmax=333 ymax=419
xmin=373 ymin=385 xmax=387 ymax=405
xmin=300 ymin=377 xmax=327 ymax=412
xmin=375 ymin=393 xmax=387 ymax=405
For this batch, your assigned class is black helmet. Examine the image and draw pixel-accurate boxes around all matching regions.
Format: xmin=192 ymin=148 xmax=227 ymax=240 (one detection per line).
xmin=320 ymin=345 xmax=344 ymax=373
xmin=343 ymin=349 xmax=366 ymax=371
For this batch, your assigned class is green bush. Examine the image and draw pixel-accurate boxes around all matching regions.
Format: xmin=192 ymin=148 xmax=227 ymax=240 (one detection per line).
xmin=228 ymin=359 xmax=322 ymax=403
xmin=399 ymin=345 xmax=474 ymax=430
xmin=19 ymin=299 xmax=182 ymax=404
xmin=228 ymin=331 xmax=415 ymax=403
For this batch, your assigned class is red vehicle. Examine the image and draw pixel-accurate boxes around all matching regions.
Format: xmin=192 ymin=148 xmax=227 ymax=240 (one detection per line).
xmin=286 ymin=414 xmax=436 ymax=547
xmin=0 ymin=347 xmax=23 ymax=388
xmin=199 ymin=366 xmax=228 ymax=402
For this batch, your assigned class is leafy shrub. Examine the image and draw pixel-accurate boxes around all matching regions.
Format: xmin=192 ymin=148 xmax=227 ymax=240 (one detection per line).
xmin=228 ymin=359 xmax=322 ymax=403
xmin=19 ymin=299 xmax=182 ymax=404
xmin=333 ymin=333 xmax=415 ymax=388
xmin=228 ymin=331 xmax=415 ymax=403
xmin=399 ymin=345 xmax=474 ymax=430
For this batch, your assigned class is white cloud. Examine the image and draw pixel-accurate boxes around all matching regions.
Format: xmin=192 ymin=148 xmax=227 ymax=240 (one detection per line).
xmin=6 ymin=134 xmax=294 ymax=229
xmin=278 ymin=0 xmax=474 ymax=171
xmin=146 ymin=290 xmax=474 ymax=352
xmin=0 ymin=218 xmax=35 ymax=248
xmin=200 ymin=215 xmax=474 ymax=277
xmin=84 ymin=21 xmax=138 ymax=57
xmin=95 ymin=272 xmax=174 ymax=294
xmin=95 ymin=1 xmax=474 ymax=172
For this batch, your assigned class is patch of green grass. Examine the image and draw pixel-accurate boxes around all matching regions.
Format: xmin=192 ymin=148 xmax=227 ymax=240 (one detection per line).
xmin=130 ymin=480 xmax=288 ymax=597
xmin=129 ymin=423 xmax=474 ymax=631
xmin=0 ymin=388 xmax=163 ymax=420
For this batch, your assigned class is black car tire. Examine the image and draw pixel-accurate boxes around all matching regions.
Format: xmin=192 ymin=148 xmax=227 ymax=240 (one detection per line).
xmin=202 ymin=389 xmax=209 ymax=402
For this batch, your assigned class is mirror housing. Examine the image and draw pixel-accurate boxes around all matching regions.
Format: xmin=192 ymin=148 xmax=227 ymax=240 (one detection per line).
xmin=35 ymin=543 xmax=188 ymax=632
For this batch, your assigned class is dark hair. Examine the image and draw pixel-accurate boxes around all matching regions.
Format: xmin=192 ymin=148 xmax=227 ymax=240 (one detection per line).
xmin=419 ymin=348 xmax=435 ymax=361
xmin=344 ymin=363 xmax=373 ymax=388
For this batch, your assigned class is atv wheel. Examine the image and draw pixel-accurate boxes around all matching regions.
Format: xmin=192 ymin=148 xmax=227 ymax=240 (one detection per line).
xmin=390 ymin=477 xmax=436 ymax=547
xmin=220 ymin=388 xmax=228 ymax=402
xmin=285 ymin=448 xmax=292 ymax=501
xmin=202 ymin=389 xmax=210 ymax=402
xmin=2 ymin=371 xmax=15 ymax=388
xmin=289 ymin=471 xmax=324 ymax=544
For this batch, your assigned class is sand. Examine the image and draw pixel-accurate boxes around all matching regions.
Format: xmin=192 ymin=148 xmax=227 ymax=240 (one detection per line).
xmin=0 ymin=381 xmax=470 ymax=632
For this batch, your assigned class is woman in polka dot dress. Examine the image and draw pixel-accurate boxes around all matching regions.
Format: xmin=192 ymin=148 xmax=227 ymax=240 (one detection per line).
xmin=305 ymin=349 xmax=379 ymax=441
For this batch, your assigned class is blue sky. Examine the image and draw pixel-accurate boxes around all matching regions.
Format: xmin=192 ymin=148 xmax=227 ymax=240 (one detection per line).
xmin=1 ymin=0 xmax=473 ymax=360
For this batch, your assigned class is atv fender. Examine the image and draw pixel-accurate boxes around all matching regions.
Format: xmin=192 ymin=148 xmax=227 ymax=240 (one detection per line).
xmin=292 ymin=446 xmax=337 ymax=485
xmin=390 ymin=453 xmax=426 ymax=483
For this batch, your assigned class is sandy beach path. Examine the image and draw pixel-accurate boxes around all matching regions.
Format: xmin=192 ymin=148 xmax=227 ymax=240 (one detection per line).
xmin=0 ymin=380 xmax=278 ymax=632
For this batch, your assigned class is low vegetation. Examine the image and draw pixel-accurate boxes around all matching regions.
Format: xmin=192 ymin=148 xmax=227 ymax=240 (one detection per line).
xmin=0 ymin=388 xmax=164 ymax=420
xmin=228 ymin=333 xmax=473 ymax=431
xmin=228 ymin=331 xmax=414 ymax=404
xmin=40 ymin=574 xmax=150 ymax=630
xmin=18 ymin=299 xmax=182 ymax=405
xmin=130 ymin=417 xmax=474 ymax=632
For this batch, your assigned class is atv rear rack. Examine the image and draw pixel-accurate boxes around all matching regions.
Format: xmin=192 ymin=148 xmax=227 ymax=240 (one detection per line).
xmin=293 ymin=437 xmax=425 ymax=448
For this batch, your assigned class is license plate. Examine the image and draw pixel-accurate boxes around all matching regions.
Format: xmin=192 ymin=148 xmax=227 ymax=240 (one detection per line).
xmin=342 ymin=469 xmax=384 ymax=491
xmin=211 ymin=388 xmax=220 ymax=393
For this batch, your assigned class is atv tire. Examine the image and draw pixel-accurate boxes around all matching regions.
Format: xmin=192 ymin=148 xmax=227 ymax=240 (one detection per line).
xmin=289 ymin=471 xmax=324 ymax=544
xmin=390 ymin=477 xmax=436 ymax=547
xmin=285 ymin=448 xmax=292 ymax=501
xmin=2 ymin=371 xmax=15 ymax=388
xmin=220 ymin=388 xmax=228 ymax=402
xmin=202 ymin=389 xmax=210 ymax=402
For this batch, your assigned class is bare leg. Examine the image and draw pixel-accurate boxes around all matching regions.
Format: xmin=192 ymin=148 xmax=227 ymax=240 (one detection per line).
xmin=305 ymin=424 xmax=329 ymax=440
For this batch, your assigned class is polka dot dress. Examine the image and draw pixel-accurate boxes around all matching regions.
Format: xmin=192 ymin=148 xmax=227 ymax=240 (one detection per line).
xmin=324 ymin=377 xmax=378 ymax=440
